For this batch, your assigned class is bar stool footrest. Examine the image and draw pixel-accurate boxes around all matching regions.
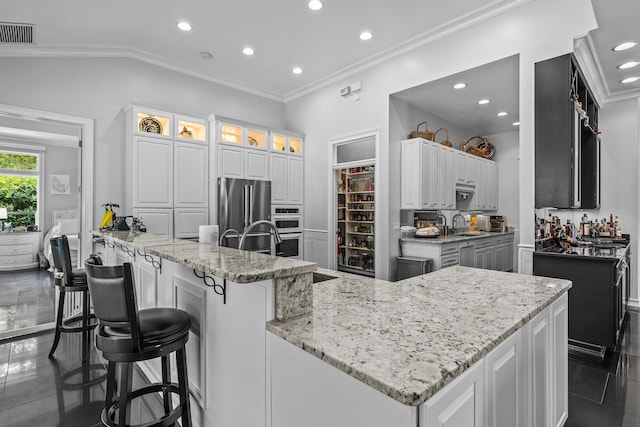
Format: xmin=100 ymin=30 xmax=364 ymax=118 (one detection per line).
xmin=102 ymin=383 xmax=185 ymax=427
xmin=60 ymin=313 xmax=99 ymax=333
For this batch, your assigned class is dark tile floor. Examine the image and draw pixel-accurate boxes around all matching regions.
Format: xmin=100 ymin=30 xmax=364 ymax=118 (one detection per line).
xmin=0 ymin=269 xmax=55 ymax=334
xmin=566 ymin=310 xmax=640 ymax=427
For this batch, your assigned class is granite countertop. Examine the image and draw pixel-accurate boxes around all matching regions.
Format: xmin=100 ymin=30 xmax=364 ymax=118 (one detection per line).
xmin=401 ymin=230 xmax=514 ymax=245
xmin=267 ymin=266 xmax=571 ymax=406
xmin=94 ymin=230 xmax=317 ymax=284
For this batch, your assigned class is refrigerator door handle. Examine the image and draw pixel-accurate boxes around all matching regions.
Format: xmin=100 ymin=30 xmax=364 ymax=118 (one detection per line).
xmin=248 ymin=184 xmax=254 ymax=225
xmin=220 ymin=178 xmax=228 ymax=228
xmin=243 ymin=184 xmax=250 ymax=229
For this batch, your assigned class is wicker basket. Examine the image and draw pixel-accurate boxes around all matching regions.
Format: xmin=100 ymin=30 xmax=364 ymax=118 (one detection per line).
xmin=433 ymin=128 xmax=453 ymax=147
xmin=409 ymin=121 xmax=434 ymax=140
xmin=460 ymin=136 xmax=494 ymax=158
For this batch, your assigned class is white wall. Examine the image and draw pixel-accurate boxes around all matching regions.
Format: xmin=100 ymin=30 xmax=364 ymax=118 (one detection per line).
xmin=0 ymin=57 xmax=285 ymax=227
xmin=487 ymin=131 xmax=520 ymax=231
xmin=43 ymin=145 xmax=80 ymax=231
xmin=286 ymin=0 xmax=597 ymax=280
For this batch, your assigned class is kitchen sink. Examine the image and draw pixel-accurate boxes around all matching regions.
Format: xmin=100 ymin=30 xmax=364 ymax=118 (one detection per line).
xmin=312 ymin=272 xmax=338 ymax=283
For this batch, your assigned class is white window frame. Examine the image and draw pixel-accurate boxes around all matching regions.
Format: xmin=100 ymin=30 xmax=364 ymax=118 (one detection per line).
xmin=0 ymin=146 xmax=45 ymax=228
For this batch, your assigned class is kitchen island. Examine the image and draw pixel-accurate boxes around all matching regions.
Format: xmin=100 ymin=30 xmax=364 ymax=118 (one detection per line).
xmin=93 ymin=231 xmax=570 ymax=427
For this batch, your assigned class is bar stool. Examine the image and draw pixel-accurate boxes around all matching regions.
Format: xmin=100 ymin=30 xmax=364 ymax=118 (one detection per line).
xmin=49 ymin=235 xmax=99 ymax=361
xmin=84 ymin=257 xmax=192 ymax=427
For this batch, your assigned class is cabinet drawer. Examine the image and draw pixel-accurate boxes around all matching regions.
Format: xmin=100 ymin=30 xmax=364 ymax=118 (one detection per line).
xmin=441 ymin=253 xmax=459 ymax=268
xmin=441 ymin=244 xmax=459 ymax=256
xmin=0 ymin=243 xmax=32 ymax=255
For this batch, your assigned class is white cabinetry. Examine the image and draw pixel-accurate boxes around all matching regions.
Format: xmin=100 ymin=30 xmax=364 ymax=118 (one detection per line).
xmin=126 ymin=106 xmax=209 ymax=238
xmin=401 ymin=138 xmax=452 ymax=210
xmin=525 ymin=293 xmax=568 ymax=427
xmin=422 ymin=359 xmax=484 ymax=427
xmin=402 ymin=137 xmax=498 ymax=211
xmin=270 ymin=153 xmax=303 ymax=205
xmin=132 ymin=136 xmax=173 ymax=208
xmin=0 ymin=232 xmax=41 ymax=271
xmin=216 ymin=120 xmax=270 ymax=180
xmin=484 ymin=328 xmax=523 ymax=427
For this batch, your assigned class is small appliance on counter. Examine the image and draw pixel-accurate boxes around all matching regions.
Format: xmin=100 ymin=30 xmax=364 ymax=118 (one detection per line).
xmin=490 ymin=215 xmax=506 ymax=232
xmin=476 ymin=215 xmax=490 ymax=231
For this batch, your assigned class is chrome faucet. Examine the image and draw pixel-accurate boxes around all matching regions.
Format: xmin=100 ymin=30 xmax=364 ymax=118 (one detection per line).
xmin=239 ymin=220 xmax=282 ymax=251
xmin=451 ymin=214 xmax=467 ymax=233
xmin=219 ymin=228 xmax=240 ymax=246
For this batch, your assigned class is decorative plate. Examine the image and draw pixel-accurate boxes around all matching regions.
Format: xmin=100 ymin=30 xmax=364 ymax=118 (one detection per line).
xmin=139 ymin=116 xmax=163 ymax=134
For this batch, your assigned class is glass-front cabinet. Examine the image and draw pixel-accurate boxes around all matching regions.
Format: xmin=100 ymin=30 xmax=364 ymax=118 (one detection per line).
xmin=336 ymin=164 xmax=375 ymax=277
xmin=272 ymin=133 xmax=303 ymax=155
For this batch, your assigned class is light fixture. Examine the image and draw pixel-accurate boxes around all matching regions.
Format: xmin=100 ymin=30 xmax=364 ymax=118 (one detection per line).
xmin=478 ymin=99 xmax=490 ymax=105
xmin=200 ymin=52 xmax=213 ymax=60
xmin=621 ymin=77 xmax=639 ymax=84
xmin=618 ymin=61 xmax=639 ymax=70
xmin=453 ymin=83 xmax=467 ymax=89
xmin=512 ymin=121 xmax=520 ymax=126
xmin=292 ymin=67 xmax=303 ymax=75
xmin=308 ymin=0 xmax=323 ymax=10
xmin=613 ymin=41 xmax=637 ymax=52
xmin=242 ymin=47 xmax=255 ymax=56
xmin=497 ymin=112 xmax=508 ymax=117
xmin=177 ymin=21 xmax=192 ymax=31
xmin=360 ymin=31 xmax=373 ymax=41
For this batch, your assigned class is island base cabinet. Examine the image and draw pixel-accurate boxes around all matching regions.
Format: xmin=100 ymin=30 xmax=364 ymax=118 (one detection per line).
xmin=269 ymin=333 xmax=418 ymax=427
xmin=524 ymin=292 xmax=568 ymax=427
xmin=421 ymin=360 xmax=484 ymax=427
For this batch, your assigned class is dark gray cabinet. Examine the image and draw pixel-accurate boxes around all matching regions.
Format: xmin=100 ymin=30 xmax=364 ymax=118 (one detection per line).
xmin=535 ymin=54 xmax=600 ymax=209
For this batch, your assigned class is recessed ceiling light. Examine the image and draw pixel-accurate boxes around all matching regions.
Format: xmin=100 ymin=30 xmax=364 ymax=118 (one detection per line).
xmin=292 ymin=67 xmax=303 ymax=75
xmin=618 ymin=61 xmax=639 ymax=70
xmin=621 ymin=77 xmax=639 ymax=84
xmin=497 ymin=112 xmax=508 ymax=117
xmin=512 ymin=121 xmax=520 ymax=126
xmin=613 ymin=41 xmax=637 ymax=52
xmin=308 ymin=0 xmax=323 ymax=10
xmin=200 ymin=52 xmax=213 ymax=60
xmin=177 ymin=21 xmax=192 ymax=31
xmin=453 ymin=83 xmax=467 ymax=89
xmin=478 ymin=99 xmax=490 ymax=105
xmin=242 ymin=47 xmax=254 ymax=56
xmin=360 ymin=31 xmax=373 ymax=41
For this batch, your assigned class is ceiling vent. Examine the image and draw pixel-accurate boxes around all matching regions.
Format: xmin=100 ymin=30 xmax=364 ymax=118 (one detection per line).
xmin=0 ymin=23 xmax=35 ymax=44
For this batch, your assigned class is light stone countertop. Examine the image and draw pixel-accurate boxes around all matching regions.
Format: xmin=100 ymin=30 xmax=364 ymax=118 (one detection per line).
xmin=267 ymin=266 xmax=571 ymax=406
xmin=401 ymin=230 xmax=514 ymax=245
xmin=94 ymin=230 xmax=317 ymax=284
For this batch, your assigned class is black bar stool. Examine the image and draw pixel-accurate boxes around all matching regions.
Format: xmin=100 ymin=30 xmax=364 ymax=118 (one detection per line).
xmin=49 ymin=235 xmax=99 ymax=361
xmin=85 ymin=256 xmax=192 ymax=427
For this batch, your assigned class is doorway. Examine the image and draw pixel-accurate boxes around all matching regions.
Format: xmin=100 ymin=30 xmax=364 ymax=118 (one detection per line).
xmin=327 ymin=130 xmax=380 ymax=277
xmin=0 ymin=104 xmax=94 ymax=341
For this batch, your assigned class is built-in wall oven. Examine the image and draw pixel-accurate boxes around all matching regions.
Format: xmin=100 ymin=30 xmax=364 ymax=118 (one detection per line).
xmin=272 ymin=206 xmax=303 ymax=259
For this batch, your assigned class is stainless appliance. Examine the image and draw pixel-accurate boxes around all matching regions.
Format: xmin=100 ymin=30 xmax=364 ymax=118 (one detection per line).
xmin=272 ymin=205 xmax=303 ymax=259
xmin=272 ymin=206 xmax=303 ymax=233
xmin=218 ymin=178 xmax=271 ymax=253
xmin=476 ymin=215 xmax=490 ymax=231
xmin=489 ymin=215 xmax=506 ymax=232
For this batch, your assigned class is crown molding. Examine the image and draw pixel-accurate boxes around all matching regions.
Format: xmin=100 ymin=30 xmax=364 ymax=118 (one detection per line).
xmin=0 ymin=44 xmax=285 ymax=102
xmin=283 ymin=0 xmax=534 ymax=102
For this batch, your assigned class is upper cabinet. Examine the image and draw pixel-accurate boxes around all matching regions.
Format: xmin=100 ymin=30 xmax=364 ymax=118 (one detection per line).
xmin=401 ymin=138 xmax=497 ymax=211
xmin=212 ymin=116 xmax=305 ymax=205
xmin=535 ymin=54 xmax=600 ymax=209
xmin=126 ymin=106 xmax=209 ymax=237
xmin=272 ymin=133 xmax=303 ymax=155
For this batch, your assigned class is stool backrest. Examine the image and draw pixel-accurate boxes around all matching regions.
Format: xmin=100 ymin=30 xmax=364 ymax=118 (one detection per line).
xmin=84 ymin=258 xmax=142 ymax=352
xmin=50 ymin=235 xmax=73 ymax=286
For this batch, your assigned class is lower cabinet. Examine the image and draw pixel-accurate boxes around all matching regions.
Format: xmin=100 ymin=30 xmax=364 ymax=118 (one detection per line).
xmin=422 ymin=359 xmax=484 ymax=427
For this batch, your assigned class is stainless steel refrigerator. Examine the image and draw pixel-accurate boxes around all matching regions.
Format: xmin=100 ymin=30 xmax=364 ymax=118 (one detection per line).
xmin=218 ymin=178 xmax=272 ymax=252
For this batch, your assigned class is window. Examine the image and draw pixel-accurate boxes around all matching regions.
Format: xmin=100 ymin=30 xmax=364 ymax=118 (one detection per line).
xmin=0 ymin=150 xmax=40 ymax=229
